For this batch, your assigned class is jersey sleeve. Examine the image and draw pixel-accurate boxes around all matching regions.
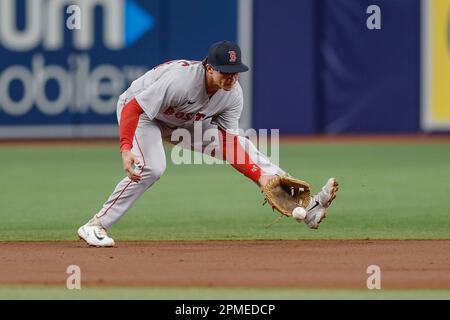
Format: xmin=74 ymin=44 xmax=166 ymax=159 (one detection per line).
xmin=134 ymin=72 xmax=188 ymax=120
xmin=213 ymin=86 xmax=244 ymax=134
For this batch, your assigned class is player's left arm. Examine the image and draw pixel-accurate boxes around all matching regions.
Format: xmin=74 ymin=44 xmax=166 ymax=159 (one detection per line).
xmin=216 ymin=128 xmax=283 ymax=187
xmin=214 ymin=90 xmax=285 ymax=187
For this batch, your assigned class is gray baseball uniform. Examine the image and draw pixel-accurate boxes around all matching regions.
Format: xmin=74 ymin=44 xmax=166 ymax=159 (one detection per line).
xmin=95 ymin=60 xmax=284 ymax=229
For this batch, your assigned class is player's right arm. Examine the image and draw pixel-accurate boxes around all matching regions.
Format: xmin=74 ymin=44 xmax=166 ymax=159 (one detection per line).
xmin=118 ymin=69 xmax=188 ymax=182
xmin=119 ymin=98 xmax=144 ymax=182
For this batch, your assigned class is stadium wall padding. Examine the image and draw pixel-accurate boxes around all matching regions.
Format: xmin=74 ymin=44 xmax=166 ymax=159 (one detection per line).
xmin=252 ymin=0 xmax=422 ymax=134
xmin=252 ymin=0 xmax=319 ymax=134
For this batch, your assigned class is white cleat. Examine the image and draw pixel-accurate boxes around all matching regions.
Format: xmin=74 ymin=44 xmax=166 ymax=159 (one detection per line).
xmin=304 ymin=178 xmax=339 ymax=229
xmin=78 ymin=224 xmax=115 ymax=247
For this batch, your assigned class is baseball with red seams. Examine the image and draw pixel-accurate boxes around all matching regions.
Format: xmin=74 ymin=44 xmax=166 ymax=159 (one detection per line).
xmin=292 ymin=206 xmax=307 ymax=220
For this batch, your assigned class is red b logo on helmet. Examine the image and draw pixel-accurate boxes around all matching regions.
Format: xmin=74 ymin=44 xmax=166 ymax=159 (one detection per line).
xmin=228 ymin=50 xmax=237 ymax=63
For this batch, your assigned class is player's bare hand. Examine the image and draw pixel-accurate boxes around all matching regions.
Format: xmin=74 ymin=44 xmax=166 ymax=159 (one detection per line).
xmin=121 ymin=150 xmax=142 ymax=182
xmin=258 ymin=174 xmax=277 ymax=188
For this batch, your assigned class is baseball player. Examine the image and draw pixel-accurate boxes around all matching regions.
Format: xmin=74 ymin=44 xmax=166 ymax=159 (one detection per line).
xmin=78 ymin=41 xmax=338 ymax=247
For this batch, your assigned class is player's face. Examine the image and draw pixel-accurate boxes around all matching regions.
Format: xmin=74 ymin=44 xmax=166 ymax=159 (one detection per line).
xmin=210 ymin=68 xmax=239 ymax=91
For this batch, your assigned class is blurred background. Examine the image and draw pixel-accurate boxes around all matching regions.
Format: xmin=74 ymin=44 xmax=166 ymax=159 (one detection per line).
xmin=0 ymin=0 xmax=448 ymax=139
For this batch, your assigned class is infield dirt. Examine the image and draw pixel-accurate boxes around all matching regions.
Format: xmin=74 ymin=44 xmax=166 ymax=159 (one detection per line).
xmin=1 ymin=240 xmax=449 ymax=289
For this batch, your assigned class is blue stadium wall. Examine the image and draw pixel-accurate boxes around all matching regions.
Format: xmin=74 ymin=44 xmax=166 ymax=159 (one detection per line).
xmin=0 ymin=0 xmax=430 ymax=137
xmin=0 ymin=0 xmax=237 ymax=138
xmin=253 ymin=0 xmax=421 ymax=134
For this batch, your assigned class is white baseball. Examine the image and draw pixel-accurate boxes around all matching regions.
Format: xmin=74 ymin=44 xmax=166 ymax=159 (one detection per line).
xmin=292 ymin=207 xmax=307 ymax=221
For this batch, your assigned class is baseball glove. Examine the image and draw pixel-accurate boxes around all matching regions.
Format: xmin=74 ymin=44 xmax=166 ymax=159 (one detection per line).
xmin=261 ymin=175 xmax=311 ymax=217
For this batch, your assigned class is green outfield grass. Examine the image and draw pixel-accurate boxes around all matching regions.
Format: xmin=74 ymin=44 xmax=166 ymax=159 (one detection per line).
xmin=1 ymin=285 xmax=449 ymax=300
xmin=0 ymin=141 xmax=449 ymax=241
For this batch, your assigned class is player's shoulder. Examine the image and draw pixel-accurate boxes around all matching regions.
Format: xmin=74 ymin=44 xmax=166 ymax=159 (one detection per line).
xmin=153 ymin=60 xmax=201 ymax=78
xmin=214 ymin=82 xmax=243 ymax=114
xmin=227 ymin=81 xmax=243 ymax=104
xmin=234 ymin=81 xmax=243 ymax=97
xmin=155 ymin=60 xmax=202 ymax=90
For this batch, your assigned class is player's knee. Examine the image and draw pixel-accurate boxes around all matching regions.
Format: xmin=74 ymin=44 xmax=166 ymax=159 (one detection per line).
xmin=151 ymin=163 xmax=166 ymax=180
xmin=141 ymin=163 xmax=166 ymax=187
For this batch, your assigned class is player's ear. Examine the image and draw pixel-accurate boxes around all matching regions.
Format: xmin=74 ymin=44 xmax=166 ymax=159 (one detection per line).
xmin=206 ymin=64 xmax=215 ymax=74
